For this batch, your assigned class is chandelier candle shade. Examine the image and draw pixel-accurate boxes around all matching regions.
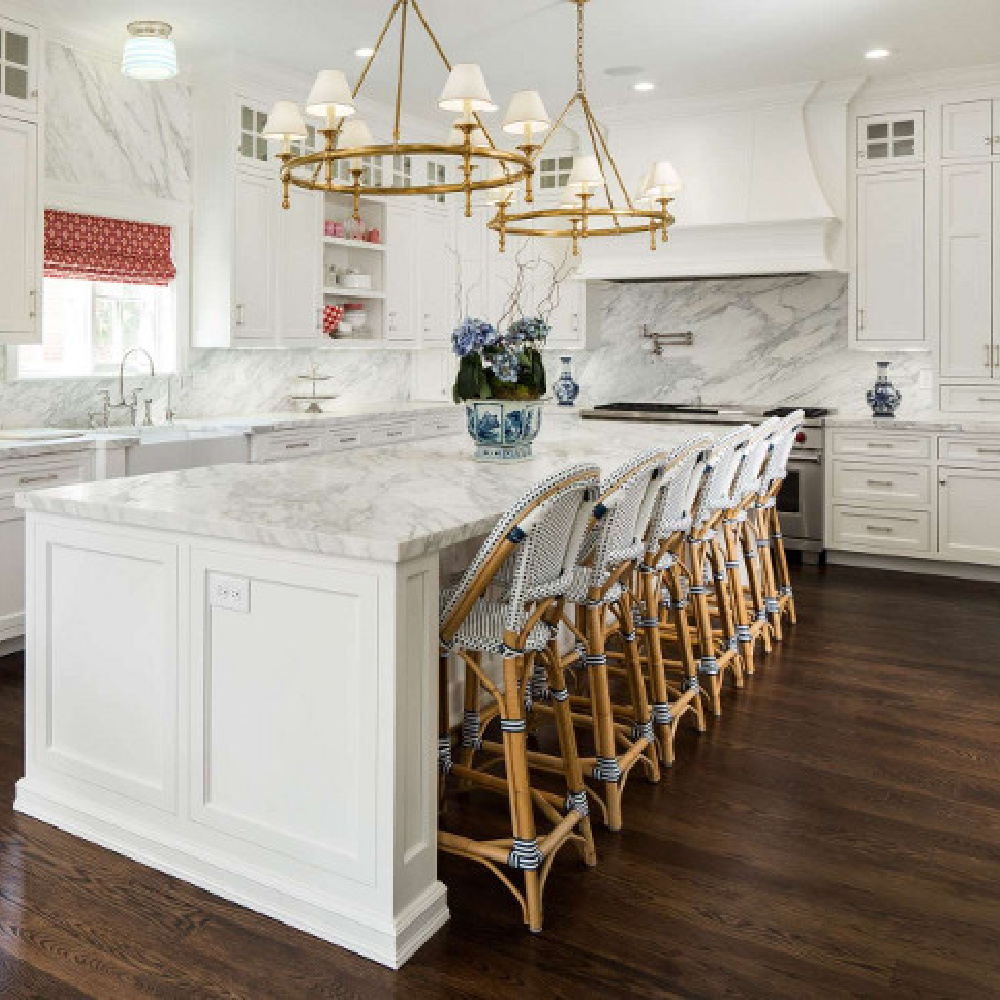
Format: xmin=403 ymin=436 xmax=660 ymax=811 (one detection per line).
xmin=121 ymin=21 xmax=178 ymax=81
xmin=490 ymin=0 xmax=678 ymax=255
xmin=267 ymin=0 xmax=536 ymax=221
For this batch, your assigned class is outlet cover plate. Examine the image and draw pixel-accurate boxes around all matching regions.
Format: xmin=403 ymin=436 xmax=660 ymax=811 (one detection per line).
xmin=209 ymin=573 xmax=250 ymax=613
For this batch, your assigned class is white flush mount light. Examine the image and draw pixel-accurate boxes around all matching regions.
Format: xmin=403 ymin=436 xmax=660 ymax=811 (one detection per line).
xmin=633 ymin=81 xmax=656 ymax=92
xmin=354 ymin=46 xmax=375 ymax=59
xmin=865 ymin=48 xmax=892 ymax=60
xmin=122 ymin=21 xmax=178 ymax=81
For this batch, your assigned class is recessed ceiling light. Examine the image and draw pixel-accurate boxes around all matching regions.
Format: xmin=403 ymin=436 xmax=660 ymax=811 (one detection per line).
xmin=633 ymin=81 xmax=656 ymax=92
xmin=865 ymin=48 xmax=892 ymax=60
xmin=355 ymin=46 xmax=375 ymax=59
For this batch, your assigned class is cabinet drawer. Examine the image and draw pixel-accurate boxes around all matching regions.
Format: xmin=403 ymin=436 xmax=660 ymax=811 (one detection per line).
xmin=0 ymin=457 xmax=89 ymax=500
xmin=327 ymin=429 xmax=363 ymax=451
xmin=832 ymin=430 xmax=931 ymax=460
xmin=831 ymin=461 xmax=931 ymax=507
xmin=420 ymin=413 xmax=462 ymax=437
xmin=251 ymin=431 xmax=326 ymax=463
xmin=940 ymin=385 xmax=1000 ymax=414
xmin=362 ymin=421 xmax=413 ymax=446
xmin=831 ymin=507 xmax=932 ymax=553
xmin=939 ymin=436 xmax=1000 ymax=464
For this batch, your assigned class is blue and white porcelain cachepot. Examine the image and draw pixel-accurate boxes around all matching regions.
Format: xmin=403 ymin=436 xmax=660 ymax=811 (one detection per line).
xmin=866 ymin=360 xmax=902 ymax=418
xmin=553 ymin=356 xmax=581 ymax=407
xmin=465 ymin=399 xmax=545 ymax=462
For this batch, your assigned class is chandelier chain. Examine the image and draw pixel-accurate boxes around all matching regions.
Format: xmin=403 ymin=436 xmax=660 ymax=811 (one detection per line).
xmin=576 ymin=0 xmax=586 ymax=96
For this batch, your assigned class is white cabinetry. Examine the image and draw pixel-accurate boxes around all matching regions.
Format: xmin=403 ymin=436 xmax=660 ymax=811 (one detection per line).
xmin=854 ymin=170 xmax=926 ymax=349
xmin=0 ymin=453 xmax=91 ymax=643
xmin=386 ymin=203 xmax=418 ymax=342
xmin=940 ymin=163 xmax=995 ymax=377
xmin=941 ymin=100 xmax=997 ymax=159
xmin=939 ymin=466 xmax=1000 ymax=565
xmin=417 ymin=205 xmax=455 ymax=345
xmin=232 ymin=170 xmax=276 ymax=342
xmin=857 ymin=112 xmax=924 ymax=166
xmin=0 ymin=112 xmax=39 ymax=344
xmin=277 ymin=189 xmax=323 ymax=345
xmin=0 ymin=16 xmax=37 ymax=115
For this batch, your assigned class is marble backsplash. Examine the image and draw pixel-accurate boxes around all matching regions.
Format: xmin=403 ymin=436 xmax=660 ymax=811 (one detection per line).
xmin=0 ymin=348 xmax=411 ymax=429
xmin=568 ymin=274 xmax=935 ymax=417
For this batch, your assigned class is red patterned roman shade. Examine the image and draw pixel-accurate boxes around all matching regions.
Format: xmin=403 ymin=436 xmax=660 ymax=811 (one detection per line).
xmin=43 ymin=209 xmax=176 ymax=285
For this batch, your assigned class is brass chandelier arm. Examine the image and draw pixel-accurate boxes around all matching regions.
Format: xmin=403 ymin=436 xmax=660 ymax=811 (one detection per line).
xmin=394 ymin=0 xmax=408 ymax=143
xmin=581 ymin=92 xmax=636 ymax=212
xmin=353 ymin=0 xmax=405 ymax=101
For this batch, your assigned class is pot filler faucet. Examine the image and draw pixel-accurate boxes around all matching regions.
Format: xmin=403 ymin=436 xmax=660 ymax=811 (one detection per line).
xmin=89 ymin=348 xmax=156 ymax=429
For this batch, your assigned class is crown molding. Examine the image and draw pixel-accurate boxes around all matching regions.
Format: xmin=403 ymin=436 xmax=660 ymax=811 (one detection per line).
xmin=858 ymin=61 xmax=1000 ymax=101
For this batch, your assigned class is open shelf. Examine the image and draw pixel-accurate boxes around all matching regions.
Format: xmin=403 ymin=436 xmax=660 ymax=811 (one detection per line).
xmin=323 ymin=287 xmax=386 ymax=300
xmin=323 ymin=236 xmax=386 ymax=252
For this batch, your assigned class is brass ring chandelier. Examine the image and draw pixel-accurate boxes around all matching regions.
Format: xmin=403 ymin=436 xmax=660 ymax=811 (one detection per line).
xmin=262 ymin=0 xmax=537 ymax=221
xmin=489 ymin=0 xmax=680 ymax=256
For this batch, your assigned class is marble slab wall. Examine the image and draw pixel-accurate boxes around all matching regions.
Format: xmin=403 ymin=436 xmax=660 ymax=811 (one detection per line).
xmin=562 ymin=275 xmax=935 ymax=417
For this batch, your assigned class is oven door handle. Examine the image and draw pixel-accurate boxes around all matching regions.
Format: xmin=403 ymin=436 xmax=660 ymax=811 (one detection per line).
xmin=789 ymin=453 xmax=822 ymax=465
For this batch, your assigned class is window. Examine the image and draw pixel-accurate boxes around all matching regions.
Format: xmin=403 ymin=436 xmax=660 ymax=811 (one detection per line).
xmin=0 ymin=23 xmax=30 ymax=103
xmin=17 ymin=278 xmax=175 ymax=378
xmin=13 ymin=208 xmax=180 ymax=379
xmin=427 ymin=160 xmax=446 ymax=203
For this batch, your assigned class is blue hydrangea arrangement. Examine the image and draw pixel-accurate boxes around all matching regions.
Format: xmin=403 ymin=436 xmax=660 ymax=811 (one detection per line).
xmin=451 ymin=316 xmax=548 ymax=403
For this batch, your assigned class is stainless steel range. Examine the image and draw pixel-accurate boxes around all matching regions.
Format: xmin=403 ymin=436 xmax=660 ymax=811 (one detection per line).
xmin=581 ymin=403 xmax=832 ymax=560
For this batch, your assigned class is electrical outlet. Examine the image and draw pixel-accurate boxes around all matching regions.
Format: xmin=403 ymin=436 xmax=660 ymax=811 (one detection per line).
xmin=209 ymin=573 xmax=250 ymax=613
xmin=917 ymin=369 xmax=934 ymax=391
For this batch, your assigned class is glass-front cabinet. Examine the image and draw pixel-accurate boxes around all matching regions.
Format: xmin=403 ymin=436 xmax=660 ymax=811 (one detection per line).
xmin=856 ymin=112 xmax=924 ymax=166
xmin=0 ymin=17 xmax=38 ymax=116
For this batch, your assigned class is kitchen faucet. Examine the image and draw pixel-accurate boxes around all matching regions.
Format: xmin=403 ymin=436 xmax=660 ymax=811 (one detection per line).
xmin=88 ymin=348 xmax=157 ymax=429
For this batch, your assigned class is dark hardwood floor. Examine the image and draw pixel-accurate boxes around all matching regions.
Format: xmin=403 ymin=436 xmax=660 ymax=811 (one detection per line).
xmin=1 ymin=563 xmax=999 ymax=999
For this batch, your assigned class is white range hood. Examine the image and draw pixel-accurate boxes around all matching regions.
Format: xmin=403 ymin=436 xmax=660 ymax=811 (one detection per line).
xmin=576 ymin=82 xmax=854 ymax=280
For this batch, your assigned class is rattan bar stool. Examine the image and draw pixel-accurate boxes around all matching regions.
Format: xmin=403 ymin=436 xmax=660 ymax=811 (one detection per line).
xmin=719 ymin=418 xmax=781 ymax=675
xmin=683 ymin=425 xmax=754 ymax=718
xmin=438 ymin=464 xmax=601 ymax=933
xmin=752 ymin=411 xmax=805 ymax=640
xmin=631 ymin=434 xmax=714 ymax=766
xmin=530 ymin=450 xmax=674 ymax=832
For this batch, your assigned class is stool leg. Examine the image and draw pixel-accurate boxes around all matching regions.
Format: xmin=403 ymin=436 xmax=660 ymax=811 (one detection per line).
xmin=688 ymin=543 xmax=723 ymax=718
xmin=459 ymin=652 xmax=482 ymax=769
xmin=741 ymin=517 xmax=772 ymax=654
xmin=586 ymin=602 xmax=624 ymax=832
xmin=543 ymin=643 xmax=597 ymax=867
xmin=500 ymin=650 xmax=543 ymax=932
xmin=755 ymin=507 xmax=783 ymax=641
xmin=438 ymin=650 xmax=453 ymax=805
xmin=618 ymin=589 xmax=659 ymax=783
xmin=770 ymin=505 xmax=797 ymax=625
xmin=664 ymin=564 xmax=706 ymax=733
xmin=640 ymin=568 xmax=675 ymax=766
xmin=724 ymin=519 xmax=755 ymax=676
xmin=708 ymin=534 xmax=744 ymax=689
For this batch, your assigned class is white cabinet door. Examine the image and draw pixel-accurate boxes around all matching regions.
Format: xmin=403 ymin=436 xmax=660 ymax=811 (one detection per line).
xmin=856 ymin=113 xmax=924 ymax=166
xmin=386 ymin=203 xmax=417 ymax=342
xmin=233 ymin=170 xmax=275 ymax=342
xmin=939 ymin=467 xmax=1000 ymax=565
xmin=0 ymin=502 xmax=25 ymax=641
xmin=277 ymin=190 xmax=323 ymax=344
xmin=417 ymin=205 xmax=455 ymax=345
xmin=941 ymin=163 xmax=994 ymax=378
xmin=0 ymin=114 xmax=38 ymax=344
xmin=855 ymin=170 xmax=925 ymax=347
xmin=995 ymin=163 xmax=1000 ymax=375
xmin=0 ymin=18 xmax=38 ymax=116
xmin=411 ymin=350 xmax=457 ymax=403
xmin=941 ymin=100 xmax=994 ymax=159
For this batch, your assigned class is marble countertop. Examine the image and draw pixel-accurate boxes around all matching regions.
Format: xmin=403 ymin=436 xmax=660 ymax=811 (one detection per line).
xmin=17 ymin=421 xmax=710 ymax=563
xmin=826 ymin=414 xmax=1000 ymax=433
xmin=0 ymin=402 xmax=456 ymax=463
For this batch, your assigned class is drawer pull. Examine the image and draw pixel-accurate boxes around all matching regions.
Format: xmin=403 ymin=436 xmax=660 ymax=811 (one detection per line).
xmin=976 ymin=397 xmax=1000 ymax=403
xmin=386 ymin=431 xmax=404 ymax=438
xmin=866 ymin=479 xmax=894 ymax=487
xmin=338 ymin=436 xmax=358 ymax=444
xmin=19 ymin=473 xmax=61 ymax=485
xmin=285 ymin=442 xmax=311 ymax=450
xmin=976 ymin=447 xmax=1000 ymax=454
xmin=865 ymin=525 xmax=894 ymax=534
xmin=865 ymin=442 xmax=894 ymax=449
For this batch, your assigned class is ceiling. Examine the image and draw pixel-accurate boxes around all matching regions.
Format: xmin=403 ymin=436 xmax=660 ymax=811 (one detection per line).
xmin=42 ymin=0 xmax=1000 ymax=113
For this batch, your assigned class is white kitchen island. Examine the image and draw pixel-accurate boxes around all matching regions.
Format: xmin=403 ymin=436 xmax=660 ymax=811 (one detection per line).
xmin=13 ymin=418 xmax=698 ymax=967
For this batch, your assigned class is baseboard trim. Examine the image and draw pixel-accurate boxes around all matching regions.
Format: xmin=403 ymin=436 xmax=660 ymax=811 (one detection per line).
xmin=827 ymin=551 xmax=1000 ymax=582
xmin=13 ymin=779 xmax=450 ymax=969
